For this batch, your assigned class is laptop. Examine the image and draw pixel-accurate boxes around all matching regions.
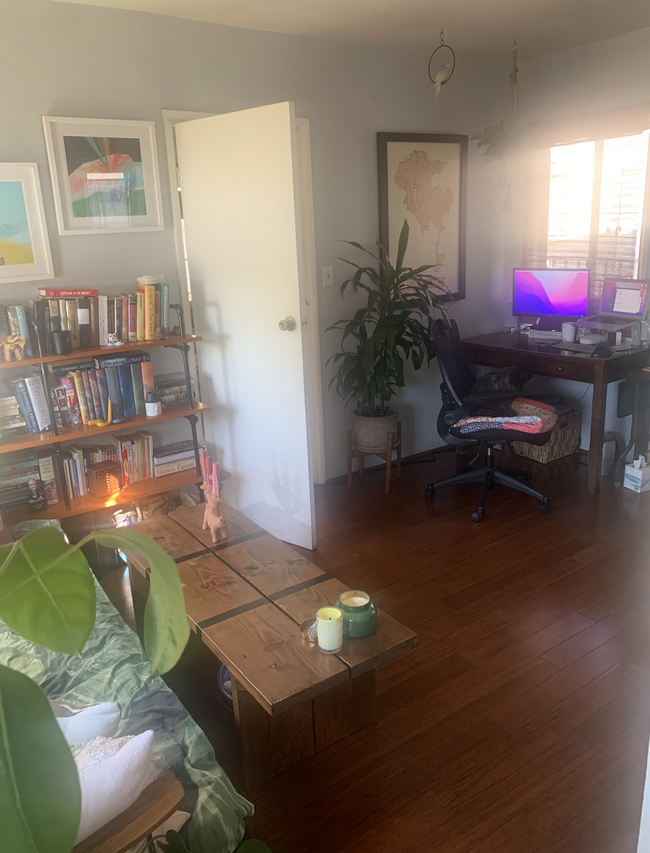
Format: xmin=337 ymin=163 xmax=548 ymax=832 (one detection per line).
xmin=576 ymin=278 xmax=650 ymax=331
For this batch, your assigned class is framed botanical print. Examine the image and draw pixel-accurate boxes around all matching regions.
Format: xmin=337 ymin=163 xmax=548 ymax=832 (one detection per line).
xmin=0 ymin=163 xmax=54 ymax=284
xmin=378 ymin=133 xmax=467 ymax=301
xmin=43 ymin=116 xmax=164 ymax=235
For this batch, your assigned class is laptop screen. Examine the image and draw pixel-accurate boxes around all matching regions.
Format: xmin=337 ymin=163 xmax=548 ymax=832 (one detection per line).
xmin=600 ymin=279 xmax=649 ymax=318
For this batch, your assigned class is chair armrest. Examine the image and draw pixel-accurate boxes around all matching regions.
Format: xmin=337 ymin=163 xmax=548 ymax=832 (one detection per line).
xmin=72 ymin=772 xmax=185 ymax=853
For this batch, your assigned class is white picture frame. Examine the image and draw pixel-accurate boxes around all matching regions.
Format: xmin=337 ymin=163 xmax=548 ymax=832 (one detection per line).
xmin=0 ymin=163 xmax=54 ymax=284
xmin=43 ymin=116 xmax=164 ymax=235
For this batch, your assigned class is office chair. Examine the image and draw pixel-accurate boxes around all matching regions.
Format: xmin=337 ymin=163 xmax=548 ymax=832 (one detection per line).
xmin=426 ymin=319 xmax=552 ymax=522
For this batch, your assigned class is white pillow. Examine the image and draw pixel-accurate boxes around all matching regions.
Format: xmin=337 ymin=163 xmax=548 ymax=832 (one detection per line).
xmin=51 ymin=700 xmax=121 ymax=744
xmin=74 ymin=731 xmax=156 ymax=843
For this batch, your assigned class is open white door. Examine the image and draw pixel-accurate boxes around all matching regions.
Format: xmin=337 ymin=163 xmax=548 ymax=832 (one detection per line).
xmin=175 ymin=102 xmax=317 ymax=548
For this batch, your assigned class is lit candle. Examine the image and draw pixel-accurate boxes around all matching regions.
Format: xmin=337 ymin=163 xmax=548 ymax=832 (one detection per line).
xmin=316 ymin=606 xmax=343 ymax=654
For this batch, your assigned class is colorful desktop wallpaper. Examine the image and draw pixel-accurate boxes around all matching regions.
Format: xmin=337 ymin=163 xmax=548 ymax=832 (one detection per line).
xmin=513 ymin=269 xmax=589 ymax=316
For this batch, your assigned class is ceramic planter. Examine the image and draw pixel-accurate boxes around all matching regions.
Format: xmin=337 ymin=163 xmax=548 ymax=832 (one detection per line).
xmin=352 ymin=409 xmax=399 ymax=452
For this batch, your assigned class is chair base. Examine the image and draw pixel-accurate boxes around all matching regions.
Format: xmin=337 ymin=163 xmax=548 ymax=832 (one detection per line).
xmin=425 ymin=447 xmax=550 ymax=522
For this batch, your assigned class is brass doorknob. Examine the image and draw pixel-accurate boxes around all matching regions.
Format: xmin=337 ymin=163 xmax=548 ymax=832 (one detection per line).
xmin=278 ymin=317 xmax=297 ymax=332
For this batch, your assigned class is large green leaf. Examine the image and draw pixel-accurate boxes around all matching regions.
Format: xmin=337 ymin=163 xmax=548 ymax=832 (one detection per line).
xmin=94 ymin=529 xmax=190 ymax=677
xmin=0 ymin=529 xmax=95 ymax=656
xmin=0 ymin=665 xmax=81 ymax=853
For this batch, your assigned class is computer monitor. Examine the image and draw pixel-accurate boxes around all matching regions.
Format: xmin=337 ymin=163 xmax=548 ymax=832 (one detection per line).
xmin=513 ymin=268 xmax=590 ymax=318
xmin=600 ymin=278 xmax=649 ymax=319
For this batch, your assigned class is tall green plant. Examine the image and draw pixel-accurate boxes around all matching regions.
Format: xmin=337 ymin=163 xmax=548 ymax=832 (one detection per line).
xmin=327 ymin=220 xmax=448 ymax=416
xmin=0 ymin=526 xmax=191 ymax=853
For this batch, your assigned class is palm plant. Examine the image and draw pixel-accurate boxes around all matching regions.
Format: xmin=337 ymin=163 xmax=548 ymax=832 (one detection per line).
xmin=327 ymin=220 xmax=448 ymax=417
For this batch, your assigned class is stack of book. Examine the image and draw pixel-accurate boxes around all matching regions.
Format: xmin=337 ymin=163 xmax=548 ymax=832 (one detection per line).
xmin=9 ymin=373 xmax=51 ymax=434
xmin=153 ymin=440 xmax=203 ymax=478
xmin=0 ymin=450 xmax=61 ymax=514
xmin=113 ymin=432 xmax=153 ymax=487
xmin=62 ymin=432 xmax=152 ymax=499
xmin=154 ymin=372 xmax=195 ymax=403
xmin=0 ymin=392 xmax=26 ymax=437
xmin=0 ymin=281 xmax=173 ymax=360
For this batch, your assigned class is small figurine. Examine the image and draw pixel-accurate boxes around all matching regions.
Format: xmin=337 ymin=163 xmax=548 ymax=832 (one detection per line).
xmin=201 ymin=486 xmax=228 ymax=543
xmin=107 ymin=333 xmax=123 ymax=346
xmin=27 ymin=478 xmax=46 ymax=514
xmin=1 ymin=334 xmax=26 ymax=361
xmin=154 ymin=325 xmax=169 ymax=340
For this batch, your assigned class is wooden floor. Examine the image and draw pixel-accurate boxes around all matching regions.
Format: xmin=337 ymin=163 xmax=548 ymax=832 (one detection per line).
xmin=104 ymin=448 xmax=650 ymax=852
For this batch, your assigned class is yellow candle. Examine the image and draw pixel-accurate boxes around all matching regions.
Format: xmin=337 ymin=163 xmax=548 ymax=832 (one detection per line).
xmin=316 ymin=606 xmax=343 ymax=654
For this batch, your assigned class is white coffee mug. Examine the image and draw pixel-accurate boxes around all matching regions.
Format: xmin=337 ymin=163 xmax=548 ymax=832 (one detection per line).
xmin=562 ymin=323 xmax=576 ymax=343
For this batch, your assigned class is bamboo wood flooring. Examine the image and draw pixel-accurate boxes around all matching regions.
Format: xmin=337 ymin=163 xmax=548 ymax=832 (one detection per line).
xmin=102 ymin=448 xmax=650 ymax=853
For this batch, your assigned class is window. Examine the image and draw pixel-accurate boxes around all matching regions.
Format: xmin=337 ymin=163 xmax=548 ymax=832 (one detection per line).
xmin=525 ymin=130 xmax=650 ymax=306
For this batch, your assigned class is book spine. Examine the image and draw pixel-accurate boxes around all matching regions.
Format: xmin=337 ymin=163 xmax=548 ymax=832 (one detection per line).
xmin=77 ymin=298 xmax=91 ymax=349
xmin=29 ymin=300 xmax=51 ymax=357
xmin=60 ymin=376 xmax=81 ymax=425
xmin=95 ymin=367 xmax=109 ymax=421
xmin=59 ymin=299 xmax=68 ymax=331
xmin=38 ymin=455 xmax=59 ymax=506
xmin=163 ymin=282 xmax=169 ymax=331
xmin=89 ymin=370 xmax=102 ymax=421
xmin=66 ymin=300 xmax=79 ymax=349
xmin=93 ymin=352 xmax=151 ymax=369
xmin=118 ymin=438 xmax=131 ymax=486
xmin=154 ymin=287 xmax=161 ymax=331
xmin=38 ymin=288 xmax=98 ymax=297
xmin=140 ymin=361 xmax=155 ymax=398
xmin=154 ymin=457 xmax=197 ymax=477
xmin=136 ymin=289 xmax=145 ymax=342
xmin=144 ymin=286 xmax=155 ymax=340
xmin=105 ymin=367 xmax=124 ymax=421
xmin=98 ymin=295 xmax=108 ymax=346
xmin=70 ymin=371 xmax=89 ymax=425
xmin=81 ymin=370 xmax=96 ymax=421
xmin=89 ymin=297 xmax=99 ymax=347
xmin=47 ymin=298 xmax=61 ymax=333
xmin=12 ymin=379 xmax=39 ymax=434
xmin=24 ymin=374 xmax=51 ymax=431
xmin=54 ymin=385 xmax=71 ymax=428
xmin=107 ymin=298 xmax=115 ymax=336
xmin=114 ymin=298 xmax=122 ymax=342
xmin=121 ymin=296 xmax=129 ymax=342
xmin=130 ymin=362 xmax=145 ymax=415
xmin=128 ymin=294 xmax=138 ymax=343
xmin=117 ymin=364 xmax=135 ymax=418
xmin=0 ymin=305 xmax=10 ymax=337
xmin=49 ymin=387 xmax=63 ymax=431
xmin=7 ymin=306 xmax=20 ymax=336
xmin=14 ymin=306 xmax=34 ymax=356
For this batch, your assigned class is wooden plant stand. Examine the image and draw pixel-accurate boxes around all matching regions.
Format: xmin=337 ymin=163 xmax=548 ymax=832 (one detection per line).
xmin=347 ymin=423 xmax=401 ymax=493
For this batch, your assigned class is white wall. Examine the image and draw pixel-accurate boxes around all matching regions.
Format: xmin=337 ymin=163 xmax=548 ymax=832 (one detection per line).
xmin=499 ymin=28 xmax=650 ymax=451
xmin=2 ymin=0 xmax=505 ymax=478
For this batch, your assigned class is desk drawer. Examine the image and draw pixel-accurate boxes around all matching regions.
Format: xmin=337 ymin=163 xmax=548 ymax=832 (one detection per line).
xmin=463 ymin=345 xmax=593 ymax=382
xmin=542 ymin=360 xmax=591 ymax=382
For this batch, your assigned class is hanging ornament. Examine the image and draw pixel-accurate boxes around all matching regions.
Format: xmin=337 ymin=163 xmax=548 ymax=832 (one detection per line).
xmin=428 ymin=30 xmax=456 ymax=99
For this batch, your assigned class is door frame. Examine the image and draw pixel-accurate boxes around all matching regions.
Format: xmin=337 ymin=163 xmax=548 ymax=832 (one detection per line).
xmin=162 ymin=108 xmax=326 ymax=484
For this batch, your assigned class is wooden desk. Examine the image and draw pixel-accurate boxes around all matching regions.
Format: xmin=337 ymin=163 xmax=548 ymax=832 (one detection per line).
xmin=461 ymin=331 xmax=650 ymax=495
xmin=126 ymin=503 xmax=417 ymax=788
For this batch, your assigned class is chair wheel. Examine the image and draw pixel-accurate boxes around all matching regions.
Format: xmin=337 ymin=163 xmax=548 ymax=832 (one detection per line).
xmin=470 ymin=508 xmax=484 ymax=522
xmin=537 ymin=498 xmax=550 ymax=514
xmin=425 ymin=485 xmax=435 ymax=500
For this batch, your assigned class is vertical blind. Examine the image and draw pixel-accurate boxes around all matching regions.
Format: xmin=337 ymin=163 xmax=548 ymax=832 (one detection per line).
xmin=522 ymin=130 xmax=650 ymax=310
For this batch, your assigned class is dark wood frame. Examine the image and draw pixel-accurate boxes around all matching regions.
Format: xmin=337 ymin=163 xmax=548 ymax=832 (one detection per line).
xmin=377 ymin=132 xmax=468 ymax=303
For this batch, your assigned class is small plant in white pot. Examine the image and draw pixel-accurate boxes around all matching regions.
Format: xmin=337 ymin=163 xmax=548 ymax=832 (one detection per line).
xmin=327 ymin=220 xmax=448 ymax=453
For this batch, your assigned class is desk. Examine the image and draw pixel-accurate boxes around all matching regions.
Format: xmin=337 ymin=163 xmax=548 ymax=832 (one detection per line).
xmin=461 ymin=331 xmax=650 ymax=496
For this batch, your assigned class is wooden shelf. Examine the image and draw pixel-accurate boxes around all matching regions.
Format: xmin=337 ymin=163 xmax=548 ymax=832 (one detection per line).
xmin=0 ymin=335 xmax=202 ymax=371
xmin=3 ymin=469 xmax=205 ymax=525
xmin=0 ymin=401 xmax=211 ymax=455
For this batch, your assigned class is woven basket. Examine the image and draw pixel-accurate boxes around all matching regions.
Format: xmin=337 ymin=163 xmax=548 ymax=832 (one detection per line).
xmin=513 ymin=406 xmax=582 ymax=464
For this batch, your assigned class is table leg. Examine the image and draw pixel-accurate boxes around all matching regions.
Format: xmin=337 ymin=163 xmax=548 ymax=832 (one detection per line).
xmin=385 ymin=433 xmax=393 ymax=494
xmin=396 ymin=422 xmax=402 ymax=479
xmin=347 ymin=430 xmax=353 ymax=488
xmin=634 ymin=408 xmax=650 ymax=460
xmin=313 ymin=670 xmax=377 ymax=751
xmin=587 ymin=361 xmax=607 ymax=496
xmin=232 ymin=678 xmax=315 ymax=790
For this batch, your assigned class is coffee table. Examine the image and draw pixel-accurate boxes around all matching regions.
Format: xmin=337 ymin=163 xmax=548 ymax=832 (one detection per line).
xmin=124 ymin=503 xmax=417 ymax=788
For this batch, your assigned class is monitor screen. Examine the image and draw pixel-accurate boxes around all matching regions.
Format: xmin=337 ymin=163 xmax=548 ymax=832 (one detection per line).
xmin=513 ymin=269 xmax=590 ymax=317
xmin=601 ymin=279 xmax=648 ymax=317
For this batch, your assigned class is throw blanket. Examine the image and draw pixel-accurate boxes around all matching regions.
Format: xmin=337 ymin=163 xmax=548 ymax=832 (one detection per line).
xmin=454 ymin=397 xmax=558 ymax=436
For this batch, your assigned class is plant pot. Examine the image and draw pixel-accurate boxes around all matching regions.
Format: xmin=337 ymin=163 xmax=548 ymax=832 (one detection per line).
xmin=352 ymin=409 xmax=399 ymax=452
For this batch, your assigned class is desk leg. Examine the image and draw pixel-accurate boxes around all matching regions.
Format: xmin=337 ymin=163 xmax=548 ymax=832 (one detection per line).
xmin=587 ymin=361 xmax=607 ymax=496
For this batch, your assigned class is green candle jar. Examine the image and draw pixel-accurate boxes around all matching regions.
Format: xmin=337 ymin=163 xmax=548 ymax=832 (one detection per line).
xmin=336 ymin=590 xmax=377 ymax=638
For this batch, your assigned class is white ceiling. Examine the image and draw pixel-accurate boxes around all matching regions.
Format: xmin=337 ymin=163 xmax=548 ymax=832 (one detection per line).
xmin=52 ymin=0 xmax=650 ymax=58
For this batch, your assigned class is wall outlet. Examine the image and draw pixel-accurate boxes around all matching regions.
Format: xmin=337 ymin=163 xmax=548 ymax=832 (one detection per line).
xmin=322 ymin=265 xmax=334 ymax=287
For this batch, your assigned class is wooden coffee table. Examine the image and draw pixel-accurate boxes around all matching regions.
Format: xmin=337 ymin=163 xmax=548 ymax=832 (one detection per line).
xmin=125 ymin=503 xmax=417 ymax=788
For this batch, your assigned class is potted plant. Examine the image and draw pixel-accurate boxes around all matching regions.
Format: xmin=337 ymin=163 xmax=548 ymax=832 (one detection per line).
xmin=327 ymin=220 xmax=448 ymax=452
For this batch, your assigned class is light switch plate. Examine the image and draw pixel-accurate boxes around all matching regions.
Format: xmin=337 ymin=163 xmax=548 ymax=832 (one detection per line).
xmin=322 ymin=265 xmax=334 ymax=287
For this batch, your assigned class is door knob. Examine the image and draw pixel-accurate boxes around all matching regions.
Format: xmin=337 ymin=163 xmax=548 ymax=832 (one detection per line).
xmin=278 ymin=317 xmax=297 ymax=332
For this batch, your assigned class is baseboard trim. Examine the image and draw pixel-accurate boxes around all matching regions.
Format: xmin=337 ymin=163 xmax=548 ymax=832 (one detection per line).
xmin=325 ymin=444 xmax=454 ymax=485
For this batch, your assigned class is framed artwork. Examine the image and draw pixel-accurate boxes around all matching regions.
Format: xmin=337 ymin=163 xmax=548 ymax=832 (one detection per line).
xmin=0 ymin=163 xmax=54 ymax=284
xmin=378 ymin=132 xmax=467 ymax=301
xmin=43 ymin=117 xmax=164 ymax=235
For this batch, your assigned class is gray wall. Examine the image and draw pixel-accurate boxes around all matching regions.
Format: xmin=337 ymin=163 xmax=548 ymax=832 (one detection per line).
xmin=2 ymin=0 xmax=506 ymax=477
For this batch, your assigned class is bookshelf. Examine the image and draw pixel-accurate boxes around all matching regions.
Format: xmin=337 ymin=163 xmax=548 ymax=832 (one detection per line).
xmin=1 ymin=330 xmax=207 ymax=524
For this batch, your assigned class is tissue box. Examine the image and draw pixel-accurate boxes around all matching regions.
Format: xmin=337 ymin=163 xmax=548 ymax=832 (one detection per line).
xmin=623 ymin=464 xmax=650 ymax=493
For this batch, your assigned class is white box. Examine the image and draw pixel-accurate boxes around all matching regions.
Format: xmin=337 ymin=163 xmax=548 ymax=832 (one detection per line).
xmin=623 ymin=464 xmax=650 ymax=493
